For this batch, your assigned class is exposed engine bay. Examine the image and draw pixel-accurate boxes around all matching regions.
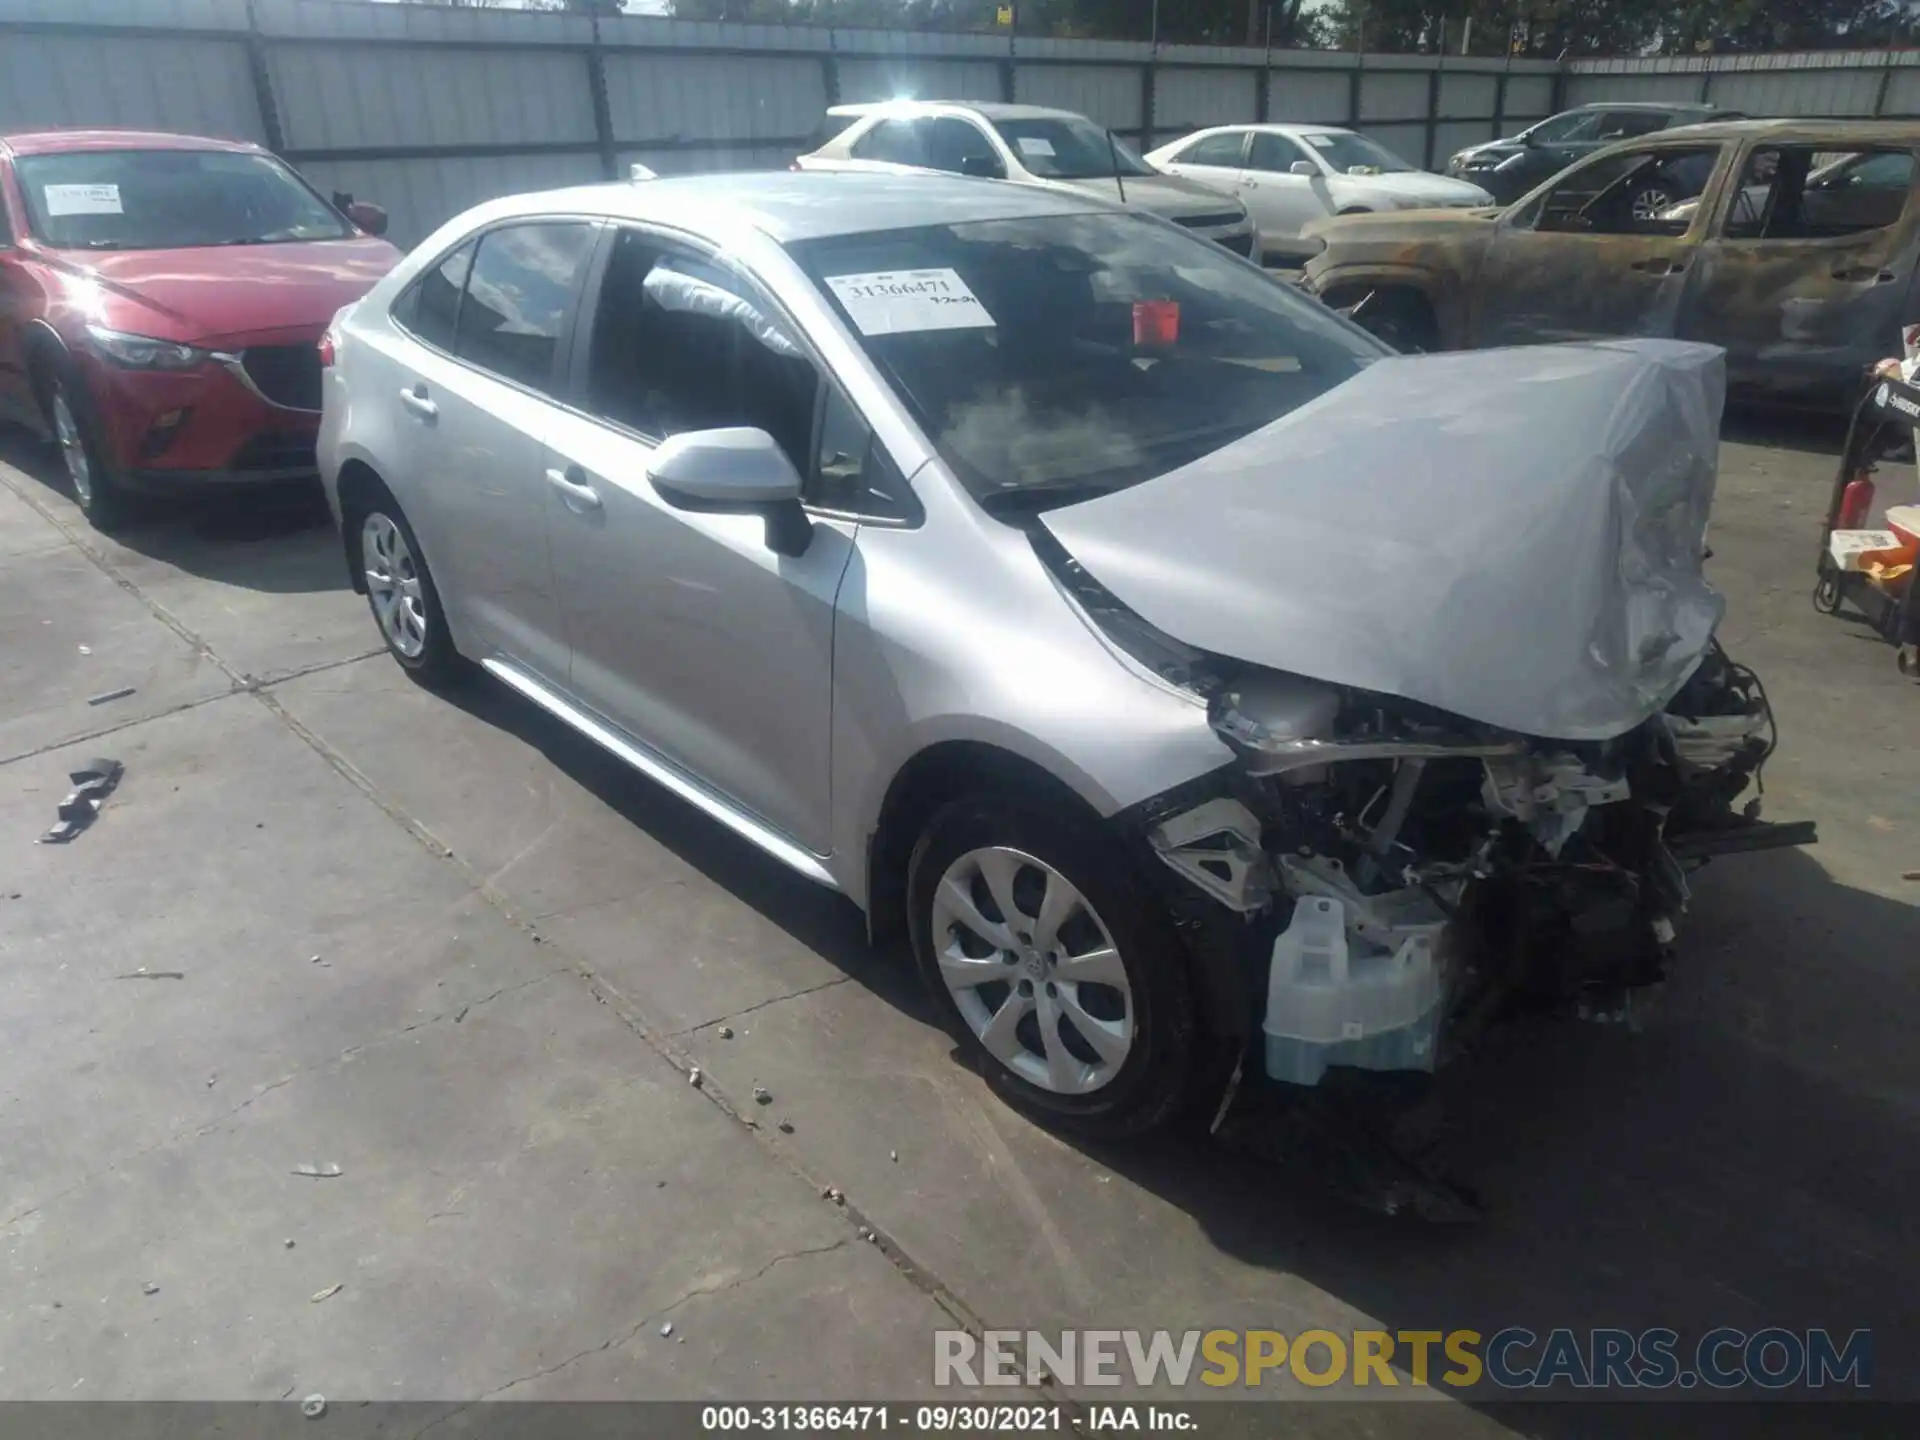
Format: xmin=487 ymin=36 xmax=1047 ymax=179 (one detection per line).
xmin=1037 ymin=530 xmax=1813 ymax=1095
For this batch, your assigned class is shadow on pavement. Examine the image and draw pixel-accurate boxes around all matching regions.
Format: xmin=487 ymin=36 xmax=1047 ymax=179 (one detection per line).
xmin=1721 ymin=402 xmax=1851 ymax=457
xmin=436 ymin=668 xmax=913 ymax=1006
xmin=455 ymin=668 xmax=1916 ymax=1416
xmin=440 ymin=666 xmax=1919 ymax=1416
xmin=0 ymin=428 xmax=342 ymax=595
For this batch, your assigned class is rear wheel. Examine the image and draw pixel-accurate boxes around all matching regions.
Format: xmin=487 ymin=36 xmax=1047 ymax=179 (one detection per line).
xmin=46 ymin=370 xmax=129 ymax=531
xmin=353 ymin=498 xmax=463 ymax=687
xmin=908 ymin=796 xmax=1195 ymax=1138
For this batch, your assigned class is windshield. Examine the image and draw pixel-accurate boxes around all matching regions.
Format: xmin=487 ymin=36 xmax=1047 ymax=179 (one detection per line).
xmin=791 ymin=212 xmax=1383 ymax=509
xmin=1296 ymin=131 xmax=1414 ymax=175
xmin=991 ymin=117 xmax=1155 ymax=179
xmin=15 ymin=149 xmax=351 ymax=250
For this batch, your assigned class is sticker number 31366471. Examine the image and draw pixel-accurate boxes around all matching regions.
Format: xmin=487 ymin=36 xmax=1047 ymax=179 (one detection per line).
xmin=824 ymin=268 xmax=995 ymax=337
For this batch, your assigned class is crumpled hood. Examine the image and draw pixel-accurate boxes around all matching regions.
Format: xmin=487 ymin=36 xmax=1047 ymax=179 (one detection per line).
xmin=1041 ymin=339 xmax=1728 ymax=741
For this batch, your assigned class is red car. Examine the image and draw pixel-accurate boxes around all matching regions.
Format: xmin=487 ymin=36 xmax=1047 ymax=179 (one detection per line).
xmin=0 ymin=129 xmax=401 ymax=529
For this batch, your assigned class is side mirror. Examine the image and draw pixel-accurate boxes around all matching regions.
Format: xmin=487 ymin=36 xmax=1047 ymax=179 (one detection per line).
xmin=1289 ymin=160 xmax=1319 ymax=178
xmin=346 ymin=200 xmax=389 ymax=237
xmin=648 ymin=427 xmax=812 ymax=555
xmin=649 ymin=427 xmax=802 ymax=507
xmin=958 ymin=153 xmax=1003 ymax=180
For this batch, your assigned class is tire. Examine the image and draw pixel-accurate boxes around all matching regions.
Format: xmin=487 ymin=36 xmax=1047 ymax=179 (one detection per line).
xmin=907 ymin=796 xmax=1196 ymax=1138
xmin=349 ymin=492 xmax=464 ymax=687
xmin=45 ymin=368 xmax=130 ymax=532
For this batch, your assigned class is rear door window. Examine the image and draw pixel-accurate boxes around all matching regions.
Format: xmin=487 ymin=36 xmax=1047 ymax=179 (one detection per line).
xmin=451 ymin=222 xmax=596 ymax=394
xmin=1723 ymin=147 xmax=1916 ymax=240
xmin=396 ymin=240 xmax=475 ymax=353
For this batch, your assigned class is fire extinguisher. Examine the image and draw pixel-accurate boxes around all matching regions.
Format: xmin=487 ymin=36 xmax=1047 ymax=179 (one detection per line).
xmin=1838 ymin=468 xmax=1877 ymax=530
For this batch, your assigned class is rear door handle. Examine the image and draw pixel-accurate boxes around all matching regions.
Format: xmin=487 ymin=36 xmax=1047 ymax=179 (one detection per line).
xmin=398 ymin=385 xmax=437 ymax=420
xmin=1832 ymin=265 xmax=1896 ymax=284
xmin=1630 ymin=257 xmax=1687 ymax=275
xmin=545 ymin=464 xmax=601 ymax=513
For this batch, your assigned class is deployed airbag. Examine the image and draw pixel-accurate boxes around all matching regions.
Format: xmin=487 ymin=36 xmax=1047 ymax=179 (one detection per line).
xmin=1043 ymin=339 xmax=1726 ymax=740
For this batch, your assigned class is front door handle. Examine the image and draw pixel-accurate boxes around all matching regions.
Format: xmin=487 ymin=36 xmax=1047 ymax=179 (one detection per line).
xmin=545 ymin=464 xmax=601 ymax=513
xmin=1832 ymin=265 xmax=1896 ymax=284
xmin=1630 ymin=256 xmax=1687 ymax=276
xmin=398 ymin=385 xmax=437 ymax=420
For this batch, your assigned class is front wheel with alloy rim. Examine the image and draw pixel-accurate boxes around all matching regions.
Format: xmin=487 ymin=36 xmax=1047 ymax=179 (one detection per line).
xmin=908 ymin=797 xmax=1195 ymax=1137
xmin=48 ymin=374 xmax=127 ymax=530
xmin=1630 ymin=184 xmax=1678 ymax=221
xmin=356 ymin=502 xmax=463 ymax=686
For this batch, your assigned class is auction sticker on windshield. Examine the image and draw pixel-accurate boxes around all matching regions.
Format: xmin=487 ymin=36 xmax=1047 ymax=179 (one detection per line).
xmin=44 ymin=183 xmax=123 ymax=216
xmin=1016 ymin=136 xmax=1057 ymax=158
xmin=824 ymin=269 xmax=995 ymax=336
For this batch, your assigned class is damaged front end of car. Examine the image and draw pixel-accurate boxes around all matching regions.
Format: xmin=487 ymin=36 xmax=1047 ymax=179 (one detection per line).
xmin=1037 ymin=338 xmax=1814 ymax=1214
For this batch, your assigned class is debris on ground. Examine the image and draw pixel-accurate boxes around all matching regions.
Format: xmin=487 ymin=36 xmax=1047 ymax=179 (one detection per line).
xmin=688 ymin=1066 xmax=702 ymax=1088
xmin=1903 ymin=870 xmax=1920 ymax=881
xmin=752 ymin=1085 xmax=771 ymax=1105
xmin=826 ymin=1187 xmax=843 ymax=1205
xmin=76 ymin=644 xmax=91 ymax=656
xmin=659 ymin=1321 xmax=674 ymax=1337
xmin=114 ymin=969 xmax=185 ymax=981
xmin=301 ymin=1395 xmax=326 ymax=1419
xmin=86 ymin=686 xmax=136 ymax=707
xmin=309 ymin=955 xmax=328 ymax=967
xmin=717 ymin=1025 xmax=733 ymax=1039
xmin=890 ymin=1151 xmax=898 ymax=1163
xmin=284 ymin=1239 xmax=296 ymax=1249
xmin=291 ymin=1163 xmax=343 ymax=1179
xmin=207 ymin=1073 xmax=218 ymax=1088
xmin=141 ymin=1282 xmax=159 ymax=1296
xmin=310 ymin=1284 xmax=342 ymax=1304
xmin=858 ymin=1226 xmax=872 ymax=1241
xmin=777 ymin=1120 xmax=794 ymax=1134
xmin=37 ymin=757 xmax=123 ymax=845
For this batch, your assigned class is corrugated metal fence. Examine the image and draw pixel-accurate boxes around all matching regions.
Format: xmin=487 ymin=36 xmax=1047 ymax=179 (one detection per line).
xmin=6 ymin=0 xmax=1920 ymax=249
xmin=0 ymin=0 xmax=1561 ymax=245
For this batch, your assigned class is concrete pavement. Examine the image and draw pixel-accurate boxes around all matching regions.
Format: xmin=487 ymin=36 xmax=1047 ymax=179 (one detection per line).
xmin=2 ymin=415 xmax=1917 ymax=1427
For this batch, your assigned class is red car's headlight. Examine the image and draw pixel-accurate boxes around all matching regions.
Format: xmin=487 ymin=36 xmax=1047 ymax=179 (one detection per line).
xmin=84 ymin=324 xmax=210 ymax=371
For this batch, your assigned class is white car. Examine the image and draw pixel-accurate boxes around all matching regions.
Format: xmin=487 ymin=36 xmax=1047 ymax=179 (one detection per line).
xmin=1148 ymin=124 xmax=1493 ymax=261
xmin=796 ymin=101 xmax=1259 ymax=260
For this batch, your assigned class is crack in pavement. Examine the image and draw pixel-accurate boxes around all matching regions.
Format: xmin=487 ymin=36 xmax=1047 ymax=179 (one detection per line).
xmin=406 ymin=1240 xmax=855 ymax=1436
xmin=677 ymin=975 xmax=854 ymax=1037
xmin=3 ymin=463 xmax=1016 ymax=1401
xmin=0 ymin=968 xmax=566 ymax=1238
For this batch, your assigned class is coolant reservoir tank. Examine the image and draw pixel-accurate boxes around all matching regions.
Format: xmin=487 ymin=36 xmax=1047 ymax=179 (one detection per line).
xmin=1220 ymin=672 xmax=1342 ymax=744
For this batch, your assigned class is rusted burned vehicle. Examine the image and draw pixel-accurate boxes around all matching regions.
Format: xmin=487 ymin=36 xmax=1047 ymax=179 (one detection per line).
xmin=1303 ymin=119 xmax=1920 ymax=406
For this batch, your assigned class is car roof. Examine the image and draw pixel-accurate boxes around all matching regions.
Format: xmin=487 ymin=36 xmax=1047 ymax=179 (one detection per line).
xmin=498 ymin=170 xmax=1111 ymax=244
xmin=0 ymin=128 xmax=262 ymax=157
xmin=1638 ymin=116 xmax=1920 ymax=143
xmin=1570 ymin=102 xmax=1729 ymax=114
xmin=825 ymin=100 xmax=1083 ymax=123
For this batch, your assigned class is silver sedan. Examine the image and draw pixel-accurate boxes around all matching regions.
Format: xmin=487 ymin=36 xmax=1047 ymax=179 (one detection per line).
xmin=318 ymin=171 xmax=1791 ymax=1142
